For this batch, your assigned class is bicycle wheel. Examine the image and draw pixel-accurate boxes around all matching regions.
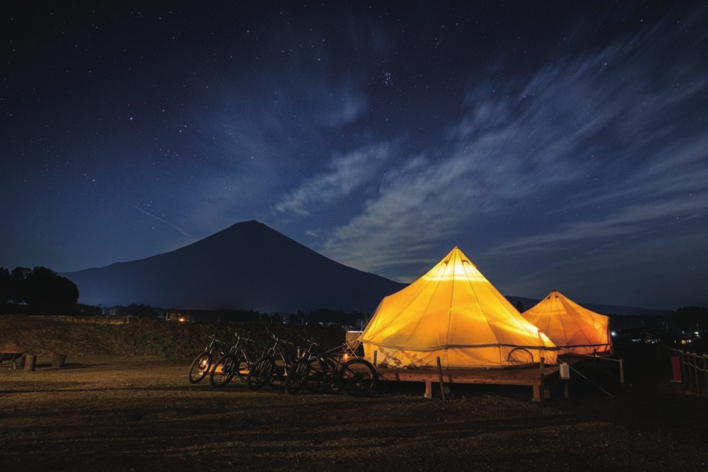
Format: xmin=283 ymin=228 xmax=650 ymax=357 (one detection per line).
xmin=235 ymin=357 xmax=250 ymax=382
xmin=267 ymin=357 xmax=287 ymax=389
xmin=210 ymin=354 xmax=237 ymax=387
xmin=285 ymin=358 xmax=309 ymax=395
xmin=247 ymin=356 xmax=274 ymax=391
xmin=188 ymin=352 xmax=212 ymax=384
xmin=305 ymin=356 xmax=336 ymax=394
xmin=338 ymin=358 xmax=377 ymax=397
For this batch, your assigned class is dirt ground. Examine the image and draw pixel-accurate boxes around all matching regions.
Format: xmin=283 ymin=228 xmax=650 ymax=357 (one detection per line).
xmin=1 ymin=346 xmax=706 ymax=472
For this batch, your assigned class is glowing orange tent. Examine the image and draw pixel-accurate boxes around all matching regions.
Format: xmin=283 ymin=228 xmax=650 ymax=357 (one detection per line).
xmin=359 ymin=247 xmax=558 ymax=369
xmin=522 ymin=290 xmax=612 ymax=356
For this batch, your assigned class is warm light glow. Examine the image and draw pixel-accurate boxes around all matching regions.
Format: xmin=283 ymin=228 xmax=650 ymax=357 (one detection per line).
xmin=360 ymin=247 xmax=559 ymax=368
xmin=421 ymin=249 xmax=486 ymax=283
xmin=521 ymin=289 xmax=612 ymax=356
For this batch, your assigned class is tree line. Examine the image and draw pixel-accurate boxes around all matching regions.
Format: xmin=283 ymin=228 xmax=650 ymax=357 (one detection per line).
xmin=0 ymin=266 xmax=79 ymax=311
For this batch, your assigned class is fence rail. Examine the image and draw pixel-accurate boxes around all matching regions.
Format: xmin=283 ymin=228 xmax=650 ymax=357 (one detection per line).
xmin=669 ymin=348 xmax=708 ymax=398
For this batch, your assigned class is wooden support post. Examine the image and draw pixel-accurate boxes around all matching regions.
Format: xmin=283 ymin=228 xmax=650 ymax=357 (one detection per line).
xmin=373 ymin=350 xmax=378 ymax=368
xmin=535 ymin=357 xmax=545 ymax=403
xmin=619 ymin=358 xmax=625 ymax=392
xmin=560 ymin=362 xmax=570 ymax=399
xmin=687 ymin=352 xmax=694 ymax=393
xmin=424 ymin=380 xmax=432 ymax=399
xmin=694 ymin=354 xmax=702 ymax=398
xmin=24 ymin=354 xmax=36 ymax=372
xmin=436 ymin=357 xmax=446 ymax=401
xmin=532 ymin=384 xmax=540 ymax=402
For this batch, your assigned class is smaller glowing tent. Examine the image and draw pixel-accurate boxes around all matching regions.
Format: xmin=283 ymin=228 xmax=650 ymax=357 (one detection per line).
xmin=522 ymin=290 xmax=612 ymax=356
xmin=359 ymin=247 xmax=557 ymax=369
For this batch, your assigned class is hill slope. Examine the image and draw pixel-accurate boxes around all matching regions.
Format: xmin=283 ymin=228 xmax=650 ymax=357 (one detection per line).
xmin=64 ymin=220 xmax=405 ymax=313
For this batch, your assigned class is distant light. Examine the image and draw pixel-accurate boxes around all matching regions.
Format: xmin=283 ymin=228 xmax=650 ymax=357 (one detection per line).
xmin=611 ymin=331 xmax=617 ymax=337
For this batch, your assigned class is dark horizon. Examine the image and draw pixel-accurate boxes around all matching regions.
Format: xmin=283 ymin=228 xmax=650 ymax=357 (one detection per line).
xmin=61 ymin=220 xmax=677 ymax=315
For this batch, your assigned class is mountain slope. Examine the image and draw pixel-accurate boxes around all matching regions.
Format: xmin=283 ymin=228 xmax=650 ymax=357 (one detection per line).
xmin=64 ymin=220 xmax=405 ymax=313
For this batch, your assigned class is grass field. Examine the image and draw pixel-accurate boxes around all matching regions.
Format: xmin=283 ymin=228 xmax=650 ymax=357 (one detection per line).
xmin=1 ymin=346 xmax=707 ymax=472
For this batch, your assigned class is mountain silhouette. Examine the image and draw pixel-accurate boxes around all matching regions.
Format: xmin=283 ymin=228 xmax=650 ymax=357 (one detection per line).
xmin=64 ymin=220 xmax=406 ymax=313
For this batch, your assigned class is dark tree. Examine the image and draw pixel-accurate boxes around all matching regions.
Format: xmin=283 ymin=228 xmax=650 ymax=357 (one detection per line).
xmin=0 ymin=267 xmax=10 ymax=303
xmin=9 ymin=267 xmax=32 ymax=303
xmin=307 ymin=308 xmax=365 ymax=327
xmin=288 ymin=311 xmax=307 ymax=325
xmin=672 ymin=306 xmax=708 ymax=330
xmin=19 ymin=267 xmax=79 ymax=310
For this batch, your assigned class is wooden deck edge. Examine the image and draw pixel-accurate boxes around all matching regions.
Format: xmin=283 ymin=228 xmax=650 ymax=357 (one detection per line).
xmin=376 ymin=365 xmax=560 ymax=402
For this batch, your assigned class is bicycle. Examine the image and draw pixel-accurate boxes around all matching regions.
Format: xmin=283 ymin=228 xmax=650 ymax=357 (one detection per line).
xmin=285 ymin=336 xmax=334 ymax=394
xmin=285 ymin=336 xmax=377 ymax=397
xmin=246 ymin=330 xmax=298 ymax=391
xmin=209 ymin=332 xmax=259 ymax=387
xmin=187 ymin=334 xmax=230 ymax=384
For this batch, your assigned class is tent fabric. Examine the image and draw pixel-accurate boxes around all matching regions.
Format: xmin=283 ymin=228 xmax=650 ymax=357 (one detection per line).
xmin=359 ymin=247 xmax=558 ymax=369
xmin=521 ymin=290 xmax=612 ymax=356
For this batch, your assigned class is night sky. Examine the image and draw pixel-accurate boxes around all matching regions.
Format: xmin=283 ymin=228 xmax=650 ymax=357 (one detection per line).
xmin=2 ymin=2 xmax=707 ymax=311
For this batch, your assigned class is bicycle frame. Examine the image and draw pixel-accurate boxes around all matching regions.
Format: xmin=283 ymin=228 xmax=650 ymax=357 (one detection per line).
xmin=188 ymin=335 xmax=229 ymax=384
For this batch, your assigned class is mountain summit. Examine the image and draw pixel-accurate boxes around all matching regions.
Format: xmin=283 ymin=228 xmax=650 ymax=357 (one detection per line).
xmin=64 ymin=220 xmax=405 ymax=313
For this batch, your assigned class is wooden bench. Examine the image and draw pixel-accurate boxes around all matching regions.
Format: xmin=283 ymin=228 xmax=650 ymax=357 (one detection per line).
xmin=0 ymin=352 xmax=68 ymax=371
xmin=0 ymin=352 xmax=23 ymax=370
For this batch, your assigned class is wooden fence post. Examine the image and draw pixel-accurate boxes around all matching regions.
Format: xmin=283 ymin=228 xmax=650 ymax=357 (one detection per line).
xmin=538 ymin=357 xmax=545 ymax=404
xmin=679 ymin=351 xmax=686 ymax=388
xmin=436 ymin=357 xmax=446 ymax=401
xmin=694 ymin=353 xmax=701 ymax=398
xmin=619 ymin=359 xmax=625 ymax=392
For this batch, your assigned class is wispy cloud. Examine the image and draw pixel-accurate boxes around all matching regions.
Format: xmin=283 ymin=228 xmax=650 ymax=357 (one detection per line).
xmin=502 ymin=230 xmax=708 ymax=309
xmin=320 ymin=8 xmax=708 ymax=290
xmin=193 ymin=70 xmax=370 ymax=232
xmin=487 ymin=194 xmax=708 ymax=260
xmin=273 ymin=143 xmax=393 ymax=216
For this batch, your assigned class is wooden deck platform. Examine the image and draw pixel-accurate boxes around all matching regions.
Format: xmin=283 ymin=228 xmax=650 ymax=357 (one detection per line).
xmin=376 ymin=363 xmax=561 ymax=402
